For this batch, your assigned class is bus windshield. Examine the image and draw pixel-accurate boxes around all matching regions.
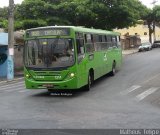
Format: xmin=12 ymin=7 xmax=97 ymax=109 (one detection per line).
xmin=24 ymin=38 xmax=75 ymax=69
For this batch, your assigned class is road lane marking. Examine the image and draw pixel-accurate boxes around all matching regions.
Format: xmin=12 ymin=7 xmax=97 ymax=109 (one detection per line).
xmin=0 ymin=84 xmax=24 ymax=91
xmin=121 ymin=85 xmax=141 ymax=95
xmin=0 ymin=81 xmax=24 ymax=89
xmin=0 ymin=77 xmax=24 ymax=84
xmin=5 ymin=87 xmax=25 ymax=92
xmin=136 ymin=87 xmax=159 ymax=101
xmin=18 ymin=90 xmax=29 ymax=93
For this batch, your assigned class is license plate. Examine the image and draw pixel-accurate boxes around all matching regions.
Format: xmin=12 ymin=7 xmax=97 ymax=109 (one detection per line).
xmin=43 ymin=84 xmax=54 ymax=88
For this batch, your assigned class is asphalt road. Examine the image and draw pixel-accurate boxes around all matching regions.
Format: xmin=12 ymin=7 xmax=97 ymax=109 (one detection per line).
xmin=1 ymin=48 xmax=160 ymax=129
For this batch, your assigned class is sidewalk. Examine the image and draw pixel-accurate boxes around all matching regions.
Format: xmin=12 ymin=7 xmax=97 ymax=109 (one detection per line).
xmin=0 ymin=71 xmax=24 ymax=83
xmin=122 ymin=48 xmax=138 ymax=56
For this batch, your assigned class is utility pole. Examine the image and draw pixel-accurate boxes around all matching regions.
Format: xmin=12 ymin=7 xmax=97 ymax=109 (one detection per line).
xmin=7 ymin=0 xmax=14 ymax=80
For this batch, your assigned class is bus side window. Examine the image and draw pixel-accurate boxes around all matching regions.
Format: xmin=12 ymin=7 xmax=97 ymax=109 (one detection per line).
xmin=76 ymin=38 xmax=85 ymax=55
xmin=117 ymin=36 xmax=121 ymax=47
xmin=112 ymin=36 xmax=117 ymax=47
xmin=93 ymin=34 xmax=99 ymax=51
xmin=85 ymin=34 xmax=95 ymax=53
xmin=106 ymin=36 xmax=112 ymax=48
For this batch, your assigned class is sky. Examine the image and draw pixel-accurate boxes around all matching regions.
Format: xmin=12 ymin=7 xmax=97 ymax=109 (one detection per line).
xmin=140 ymin=0 xmax=160 ymax=8
xmin=0 ymin=0 xmax=23 ymax=8
xmin=0 ymin=0 xmax=160 ymax=8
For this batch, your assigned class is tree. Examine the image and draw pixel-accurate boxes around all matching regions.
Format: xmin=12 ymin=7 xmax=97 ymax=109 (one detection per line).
xmin=57 ymin=0 xmax=149 ymax=30
xmin=143 ymin=5 xmax=160 ymax=43
xmin=143 ymin=10 xmax=154 ymax=43
xmin=14 ymin=0 xmax=71 ymax=29
xmin=0 ymin=0 xmax=152 ymax=31
xmin=153 ymin=6 xmax=160 ymax=41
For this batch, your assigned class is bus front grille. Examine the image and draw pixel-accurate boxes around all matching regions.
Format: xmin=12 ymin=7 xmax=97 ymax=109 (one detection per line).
xmin=34 ymin=71 xmax=61 ymax=76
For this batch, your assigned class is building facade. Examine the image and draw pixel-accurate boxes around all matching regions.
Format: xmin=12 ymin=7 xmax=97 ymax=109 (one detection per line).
xmin=114 ymin=24 xmax=160 ymax=49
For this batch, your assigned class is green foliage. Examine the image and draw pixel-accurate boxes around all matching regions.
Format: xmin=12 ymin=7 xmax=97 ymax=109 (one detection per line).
xmin=0 ymin=0 xmax=157 ymax=31
xmin=105 ymin=0 xmax=148 ymax=29
xmin=153 ymin=6 xmax=160 ymax=22
xmin=15 ymin=19 xmax=47 ymax=30
xmin=0 ymin=19 xmax=8 ymax=30
xmin=46 ymin=17 xmax=71 ymax=26
xmin=15 ymin=0 xmax=47 ymax=20
xmin=41 ymin=0 xmax=64 ymax=5
xmin=57 ymin=0 xmax=148 ymax=30
xmin=0 ymin=7 xmax=8 ymax=20
xmin=14 ymin=21 xmax=23 ymax=30
xmin=0 ymin=7 xmax=8 ymax=30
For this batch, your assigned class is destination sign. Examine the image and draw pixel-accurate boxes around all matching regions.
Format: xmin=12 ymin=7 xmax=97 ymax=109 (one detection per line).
xmin=27 ymin=28 xmax=70 ymax=37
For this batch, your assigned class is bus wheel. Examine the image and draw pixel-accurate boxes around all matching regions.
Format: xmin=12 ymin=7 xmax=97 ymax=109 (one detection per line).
xmin=84 ymin=73 xmax=92 ymax=91
xmin=110 ymin=62 xmax=116 ymax=76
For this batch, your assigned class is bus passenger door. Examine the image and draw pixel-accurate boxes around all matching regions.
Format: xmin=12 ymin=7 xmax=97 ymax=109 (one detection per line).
xmin=105 ymin=36 xmax=113 ymax=73
xmin=76 ymin=33 xmax=87 ymax=88
xmin=116 ymin=36 xmax=122 ymax=68
xmin=112 ymin=36 xmax=122 ymax=69
xmin=106 ymin=45 xmax=113 ymax=73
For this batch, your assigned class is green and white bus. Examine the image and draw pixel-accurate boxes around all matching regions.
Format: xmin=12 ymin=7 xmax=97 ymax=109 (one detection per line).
xmin=24 ymin=26 xmax=122 ymax=91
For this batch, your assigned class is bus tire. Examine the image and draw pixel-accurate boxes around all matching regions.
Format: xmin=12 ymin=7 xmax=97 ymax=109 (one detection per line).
xmin=84 ymin=73 xmax=92 ymax=91
xmin=110 ymin=61 xmax=116 ymax=76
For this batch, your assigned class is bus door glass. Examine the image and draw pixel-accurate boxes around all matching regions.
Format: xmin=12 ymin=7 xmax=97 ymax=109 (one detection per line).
xmin=106 ymin=36 xmax=113 ymax=69
xmin=112 ymin=36 xmax=119 ymax=60
xmin=76 ymin=33 xmax=85 ymax=63
xmin=100 ymin=35 xmax=109 ymax=74
xmin=85 ymin=34 xmax=95 ymax=62
xmin=116 ymin=36 xmax=122 ymax=66
xmin=93 ymin=35 xmax=106 ymax=77
xmin=76 ymin=32 xmax=86 ymax=87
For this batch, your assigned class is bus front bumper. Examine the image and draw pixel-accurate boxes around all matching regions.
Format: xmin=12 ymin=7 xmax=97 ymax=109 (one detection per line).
xmin=25 ymin=77 xmax=78 ymax=90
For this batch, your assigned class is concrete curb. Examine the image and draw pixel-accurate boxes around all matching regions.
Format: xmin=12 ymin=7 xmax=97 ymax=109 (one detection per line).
xmin=122 ymin=50 xmax=138 ymax=56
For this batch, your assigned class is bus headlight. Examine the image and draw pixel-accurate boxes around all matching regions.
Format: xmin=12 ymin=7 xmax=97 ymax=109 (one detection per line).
xmin=70 ymin=73 xmax=75 ymax=78
xmin=26 ymin=74 xmax=30 ymax=78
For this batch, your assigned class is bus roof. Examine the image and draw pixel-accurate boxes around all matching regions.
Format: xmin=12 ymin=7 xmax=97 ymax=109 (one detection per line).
xmin=26 ymin=26 xmax=120 ymax=36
